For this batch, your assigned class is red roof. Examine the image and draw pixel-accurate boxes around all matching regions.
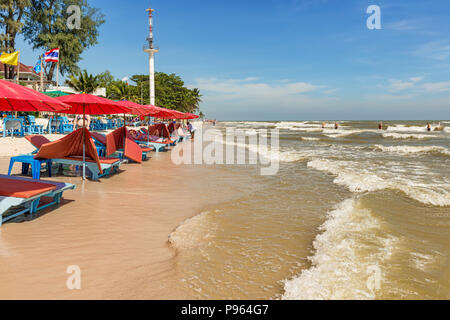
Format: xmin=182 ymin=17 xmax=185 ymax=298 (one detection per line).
xmin=0 ymin=62 xmax=39 ymax=76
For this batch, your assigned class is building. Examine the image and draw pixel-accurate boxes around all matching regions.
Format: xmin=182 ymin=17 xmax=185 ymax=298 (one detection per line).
xmin=0 ymin=61 xmax=40 ymax=81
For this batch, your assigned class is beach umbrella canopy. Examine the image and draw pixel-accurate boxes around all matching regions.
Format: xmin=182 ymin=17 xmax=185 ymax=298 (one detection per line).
xmin=168 ymin=109 xmax=189 ymax=119
xmin=0 ymin=79 xmax=70 ymax=112
xmin=116 ymin=100 xmax=159 ymax=117
xmin=183 ymin=113 xmax=200 ymax=120
xmin=148 ymin=106 xmax=182 ymax=119
xmin=56 ymin=93 xmax=131 ymax=115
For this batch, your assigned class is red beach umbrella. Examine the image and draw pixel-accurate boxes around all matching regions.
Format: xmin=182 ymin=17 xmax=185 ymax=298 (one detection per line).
xmin=184 ymin=113 xmax=200 ymax=120
xmin=145 ymin=106 xmax=176 ymax=119
xmin=55 ymin=93 xmax=131 ymax=180
xmin=168 ymin=109 xmax=189 ymax=119
xmin=0 ymin=79 xmax=70 ymax=112
xmin=56 ymin=93 xmax=131 ymax=115
xmin=117 ymin=100 xmax=159 ymax=117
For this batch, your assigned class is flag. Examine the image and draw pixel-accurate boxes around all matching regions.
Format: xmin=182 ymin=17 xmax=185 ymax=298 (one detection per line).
xmin=33 ymin=60 xmax=41 ymax=73
xmin=0 ymin=51 xmax=20 ymax=66
xmin=44 ymin=48 xmax=59 ymax=63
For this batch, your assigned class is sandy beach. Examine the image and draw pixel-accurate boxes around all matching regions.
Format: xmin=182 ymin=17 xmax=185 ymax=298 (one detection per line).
xmin=0 ymin=137 xmax=242 ymax=300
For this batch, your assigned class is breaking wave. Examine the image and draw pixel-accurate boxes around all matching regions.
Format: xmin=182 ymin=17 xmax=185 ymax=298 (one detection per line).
xmin=382 ymin=133 xmax=437 ymax=140
xmin=282 ymin=199 xmax=398 ymax=300
xmin=373 ymin=145 xmax=450 ymax=157
xmin=307 ymin=159 xmax=450 ymax=206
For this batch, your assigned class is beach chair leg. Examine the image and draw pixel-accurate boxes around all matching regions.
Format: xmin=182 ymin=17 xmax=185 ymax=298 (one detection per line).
xmin=22 ymin=163 xmax=30 ymax=175
xmin=8 ymin=159 xmax=15 ymax=176
xmin=91 ymin=170 xmax=99 ymax=181
xmin=47 ymin=160 xmax=52 ymax=177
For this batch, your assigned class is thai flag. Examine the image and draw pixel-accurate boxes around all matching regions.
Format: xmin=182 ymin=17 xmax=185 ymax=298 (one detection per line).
xmin=44 ymin=48 xmax=60 ymax=63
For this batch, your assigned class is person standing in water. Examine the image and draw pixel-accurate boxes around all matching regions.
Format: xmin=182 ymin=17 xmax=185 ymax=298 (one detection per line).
xmin=427 ymin=122 xmax=432 ymax=132
xmin=334 ymin=121 xmax=339 ymax=130
xmin=378 ymin=121 xmax=383 ymax=130
xmin=322 ymin=122 xmax=326 ymax=129
xmin=187 ymin=121 xmax=197 ymax=139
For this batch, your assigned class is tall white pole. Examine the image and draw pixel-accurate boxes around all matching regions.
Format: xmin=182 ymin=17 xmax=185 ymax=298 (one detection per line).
xmin=149 ymin=52 xmax=155 ymax=106
xmin=145 ymin=8 xmax=158 ymax=106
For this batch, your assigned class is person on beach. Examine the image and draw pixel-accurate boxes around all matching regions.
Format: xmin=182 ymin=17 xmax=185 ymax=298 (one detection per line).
xmin=378 ymin=121 xmax=383 ymax=130
xmin=75 ymin=114 xmax=91 ymax=130
xmin=187 ymin=121 xmax=196 ymax=139
xmin=322 ymin=122 xmax=326 ymax=129
xmin=427 ymin=122 xmax=432 ymax=132
xmin=334 ymin=121 xmax=339 ymax=130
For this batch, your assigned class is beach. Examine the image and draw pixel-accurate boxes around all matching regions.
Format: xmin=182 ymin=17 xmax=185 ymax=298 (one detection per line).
xmin=0 ymin=120 xmax=449 ymax=300
xmin=0 ymin=140 xmax=246 ymax=299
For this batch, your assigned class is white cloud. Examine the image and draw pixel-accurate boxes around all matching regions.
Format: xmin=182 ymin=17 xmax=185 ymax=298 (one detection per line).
xmin=386 ymin=20 xmax=418 ymax=31
xmin=387 ymin=76 xmax=450 ymax=94
xmin=414 ymin=41 xmax=450 ymax=61
xmin=387 ymin=77 xmax=423 ymax=92
xmin=421 ymin=82 xmax=450 ymax=92
xmin=189 ymin=77 xmax=321 ymax=98
xmin=187 ymin=77 xmax=337 ymax=119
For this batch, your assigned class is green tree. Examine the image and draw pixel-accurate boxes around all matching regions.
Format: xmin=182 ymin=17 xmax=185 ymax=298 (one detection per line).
xmin=109 ymin=81 xmax=138 ymax=102
xmin=97 ymin=70 xmax=114 ymax=88
xmin=66 ymin=69 xmax=99 ymax=94
xmin=0 ymin=0 xmax=31 ymax=79
xmin=23 ymin=0 xmax=104 ymax=81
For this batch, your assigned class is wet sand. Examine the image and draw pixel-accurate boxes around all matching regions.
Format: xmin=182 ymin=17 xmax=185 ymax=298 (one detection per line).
xmin=0 ymin=152 xmax=240 ymax=300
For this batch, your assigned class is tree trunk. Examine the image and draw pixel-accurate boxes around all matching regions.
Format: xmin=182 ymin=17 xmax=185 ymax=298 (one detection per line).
xmin=47 ymin=62 xmax=57 ymax=82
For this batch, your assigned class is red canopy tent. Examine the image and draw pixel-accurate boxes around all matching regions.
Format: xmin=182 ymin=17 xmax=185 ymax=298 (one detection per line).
xmin=55 ymin=94 xmax=131 ymax=180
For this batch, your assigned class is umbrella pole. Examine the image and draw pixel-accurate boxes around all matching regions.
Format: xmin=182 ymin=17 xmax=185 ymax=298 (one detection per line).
xmin=83 ymin=105 xmax=86 ymax=181
xmin=147 ymin=118 xmax=150 ymax=145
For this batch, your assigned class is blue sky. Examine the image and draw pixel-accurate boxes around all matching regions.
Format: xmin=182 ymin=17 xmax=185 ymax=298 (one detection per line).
xmin=17 ymin=0 xmax=450 ymax=120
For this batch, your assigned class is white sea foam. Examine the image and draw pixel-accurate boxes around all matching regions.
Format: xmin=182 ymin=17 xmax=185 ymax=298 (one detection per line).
xmin=169 ymin=211 xmax=219 ymax=250
xmin=382 ymin=133 xmax=437 ymax=140
xmin=374 ymin=145 xmax=450 ymax=156
xmin=307 ymin=159 xmax=450 ymax=206
xmin=282 ymin=199 xmax=398 ymax=300
xmin=301 ymin=137 xmax=321 ymax=141
xmin=386 ymin=125 xmax=429 ymax=133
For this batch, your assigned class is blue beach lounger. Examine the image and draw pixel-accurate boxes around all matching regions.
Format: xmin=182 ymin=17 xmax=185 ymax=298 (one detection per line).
xmin=0 ymin=175 xmax=75 ymax=227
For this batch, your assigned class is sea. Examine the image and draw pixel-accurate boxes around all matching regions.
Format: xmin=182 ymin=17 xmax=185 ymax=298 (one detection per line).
xmin=168 ymin=120 xmax=450 ymax=300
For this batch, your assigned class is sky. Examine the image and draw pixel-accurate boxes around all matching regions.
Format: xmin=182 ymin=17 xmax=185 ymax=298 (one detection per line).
xmin=16 ymin=0 xmax=450 ymax=120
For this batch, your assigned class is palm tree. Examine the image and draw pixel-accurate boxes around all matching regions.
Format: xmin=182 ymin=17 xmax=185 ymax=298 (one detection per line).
xmin=66 ymin=70 xmax=99 ymax=94
xmin=190 ymin=88 xmax=203 ymax=112
xmin=109 ymin=81 xmax=138 ymax=102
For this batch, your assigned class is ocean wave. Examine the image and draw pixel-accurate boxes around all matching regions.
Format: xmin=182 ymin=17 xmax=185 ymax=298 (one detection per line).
xmin=301 ymin=137 xmax=321 ymax=141
xmin=169 ymin=211 xmax=219 ymax=250
xmin=386 ymin=125 xmax=429 ymax=133
xmin=374 ymin=145 xmax=450 ymax=156
xmin=382 ymin=133 xmax=437 ymax=140
xmin=323 ymin=129 xmax=378 ymax=138
xmin=282 ymin=199 xmax=398 ymax=300
xmin=307 ymin=159 xmax=450 ymax=206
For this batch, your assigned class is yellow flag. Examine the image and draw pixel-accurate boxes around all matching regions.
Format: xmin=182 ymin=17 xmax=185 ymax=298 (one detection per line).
xmin=0 ymin=51 xmax=20 ymax=66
